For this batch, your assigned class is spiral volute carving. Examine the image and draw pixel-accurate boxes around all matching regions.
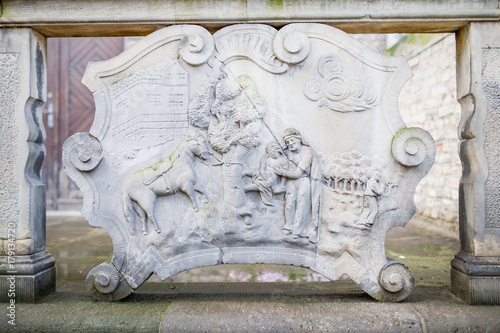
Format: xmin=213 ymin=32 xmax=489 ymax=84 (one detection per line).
xmin=379 ymin=260 xmax=414 ymax=302
xmin=67 ymin=133 xmax=103 ymax=171
xmin=178 ymin=26 xmax=215 ymax=66
xmin=85 ymin=263 xmax=134 ymax=301
xmin=273 ymin=25 xmax=311 ymax=65
xmin=392 ymin=127 xmax=435 ymax=167
xmin=86 ymin=263 xmax=120 ymax=295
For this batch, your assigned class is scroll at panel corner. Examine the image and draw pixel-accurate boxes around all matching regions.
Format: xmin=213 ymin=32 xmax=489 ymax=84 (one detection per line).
xmin=273 ymin=24 xmax=311 ymax=65
xmin=392 ymin=127 xmax=436 ymax=168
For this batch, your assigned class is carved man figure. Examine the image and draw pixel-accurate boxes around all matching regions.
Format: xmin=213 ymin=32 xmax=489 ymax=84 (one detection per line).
xmin=358 ymin=171 xmax=385 ymax=228
xmin=244 ymin=142 xmax=288 ymax=206
xmin=273 ymin=128 xmax=321 ymax=243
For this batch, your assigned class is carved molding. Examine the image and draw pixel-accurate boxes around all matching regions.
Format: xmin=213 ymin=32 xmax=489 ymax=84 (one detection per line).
xmin=214 ymin=24 xmax=291 ymax=74
xmin=2 ymin=1 xmax=500 ymax=37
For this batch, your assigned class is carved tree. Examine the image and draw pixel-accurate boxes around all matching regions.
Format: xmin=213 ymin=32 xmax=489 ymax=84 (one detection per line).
xmin=189 ymin=72 xmax=268 ymax=210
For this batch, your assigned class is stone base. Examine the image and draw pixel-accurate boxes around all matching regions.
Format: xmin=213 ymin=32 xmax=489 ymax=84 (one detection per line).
xmin=451 ymin=251 xmax=500 ymax=304
xmin=0 ymin=250 xmax=56 ymax=303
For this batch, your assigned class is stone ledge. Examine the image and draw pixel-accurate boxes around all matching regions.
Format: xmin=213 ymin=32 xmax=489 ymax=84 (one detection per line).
xmin=158 ymin=285 xmax=500 ymax=332
xmin=2 ymin=282 xmax=500 ymax=332
xmin=1 ymin=0 xmax=499 ymax=36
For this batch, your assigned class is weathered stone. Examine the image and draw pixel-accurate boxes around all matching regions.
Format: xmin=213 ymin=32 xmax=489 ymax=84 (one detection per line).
xmin=63 ymin=23 xmax=434 ymax=302
xmin=0 ymin=251 xmax=55 ymax=303
xmin=0 ymin=0 xmax=499 ymax=311
xmin=0 ymin=28 xmax=55 ymax=303
xmin=452 ymin=21 xmax=500 ymax=304
xmin=0 ymin=52 xmax=21 ymax=228
xmin=1 ymin=0 xmax=499 ymax=36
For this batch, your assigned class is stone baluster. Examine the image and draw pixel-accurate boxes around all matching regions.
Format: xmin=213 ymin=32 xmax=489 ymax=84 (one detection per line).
xmin=0 ymin=29 xmax=56 ymax=303
xmin=452 ymin=22 xmax=500 ymax=304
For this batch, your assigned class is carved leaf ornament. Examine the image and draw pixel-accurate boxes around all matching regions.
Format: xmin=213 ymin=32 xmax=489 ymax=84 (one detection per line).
xmin=63 ymin=23 xmax=434 ymax=303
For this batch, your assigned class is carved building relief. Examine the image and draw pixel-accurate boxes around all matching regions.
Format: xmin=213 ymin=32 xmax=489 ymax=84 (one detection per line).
xmin=110 ymin=58 xmax=190 ymax=149
xmin=63 ymin=23 xmax=435 ymax=302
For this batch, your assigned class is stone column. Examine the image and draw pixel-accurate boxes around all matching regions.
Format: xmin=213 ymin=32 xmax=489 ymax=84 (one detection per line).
xmin=452 ymin=22 xmax=500 ymax=304
xmin=0 ymin=29 xmax=55 ymax=302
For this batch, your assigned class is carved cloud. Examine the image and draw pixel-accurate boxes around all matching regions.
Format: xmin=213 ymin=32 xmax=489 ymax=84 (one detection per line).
xmin=304 ymin=55 xmax=379 ymax=112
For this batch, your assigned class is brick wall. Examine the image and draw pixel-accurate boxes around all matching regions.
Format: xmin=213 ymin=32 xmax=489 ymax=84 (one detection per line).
xmin=397 ymin=34 xmax=461 ymax=231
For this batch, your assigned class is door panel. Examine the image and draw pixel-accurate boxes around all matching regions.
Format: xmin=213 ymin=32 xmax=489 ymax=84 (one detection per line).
xmin=44 ymin=37 xmax=124 ymax=209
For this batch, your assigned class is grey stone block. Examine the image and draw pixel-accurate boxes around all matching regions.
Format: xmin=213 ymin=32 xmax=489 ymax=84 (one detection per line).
xmin=0 ymin=251 xmax=56 ymax=303
xmin=451 ymin=251 xmax=500 ymax=304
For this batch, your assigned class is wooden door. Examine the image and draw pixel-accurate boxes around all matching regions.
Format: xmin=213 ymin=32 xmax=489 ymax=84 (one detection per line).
xmin=43 ymin=37 xmax=124 ymax=209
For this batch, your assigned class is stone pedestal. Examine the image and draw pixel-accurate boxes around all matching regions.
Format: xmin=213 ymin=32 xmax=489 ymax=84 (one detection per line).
xmin=452 ymin=22 xmax=500 ymax=304
xmin=0 ymin=29 xmax=55 ymax=303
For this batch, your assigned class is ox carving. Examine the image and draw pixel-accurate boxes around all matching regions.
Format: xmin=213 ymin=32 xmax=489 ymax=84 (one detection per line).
xmin=122 ymin=132 xmax=210 ymax=235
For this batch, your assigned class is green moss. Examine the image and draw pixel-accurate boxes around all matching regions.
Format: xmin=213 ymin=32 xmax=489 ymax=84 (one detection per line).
xmin=284 ymin=272 xmax=310 ymax=281
xmin=391 ymin=127 xmax=407 ymax=148
xmin=266 ymin=0 xmax=284 ymax=11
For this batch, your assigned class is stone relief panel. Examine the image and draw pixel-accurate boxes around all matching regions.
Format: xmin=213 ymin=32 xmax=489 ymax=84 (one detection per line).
xmin=63 ymin=23 xmax=435 ymax=302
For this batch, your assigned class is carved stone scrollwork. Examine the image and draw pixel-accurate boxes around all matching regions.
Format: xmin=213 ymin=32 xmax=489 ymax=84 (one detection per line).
xmin=65 ymin=23 xmax=434 ymax=304
xmin=273 ymin=25 xmax=311 ymax=65
xmin=65 ymin=133 xmax=103 ymax=172
xmin=304 ymin=55 xmax=379 ymax=112
xmin=86 ymin=263 xmax=133 ymax=301
xmin=91 ymin=264 xmax=119 ymax=294
xmin=178 ymin=26 xmax=214 ymax=66
xmin=379 ymin=259 xmax=415 ymax=302
xmin=392 ymin=127 xmax=434 ymax=167
xmin=214 ymin=25 xmax=290 ymax=74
